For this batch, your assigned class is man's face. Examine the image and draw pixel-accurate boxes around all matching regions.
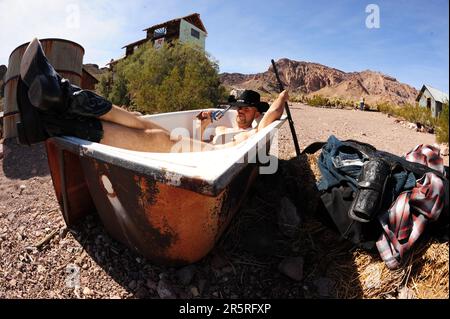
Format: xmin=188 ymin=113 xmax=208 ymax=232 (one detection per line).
xmin=236 ymin=106 xmax=259 ymax=128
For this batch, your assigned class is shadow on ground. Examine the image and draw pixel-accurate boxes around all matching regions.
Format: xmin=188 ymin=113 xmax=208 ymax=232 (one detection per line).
xmin=2 ymin=138 xmax=50 ymax=179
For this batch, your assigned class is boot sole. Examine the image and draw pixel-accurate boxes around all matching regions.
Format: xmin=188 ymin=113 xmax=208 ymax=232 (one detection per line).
xmin=20 ymin=38 xmax=40 ymax=85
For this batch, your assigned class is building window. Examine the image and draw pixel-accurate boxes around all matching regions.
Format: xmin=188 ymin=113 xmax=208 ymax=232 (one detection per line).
xmin=191 ymin=28 xmax=200 ymax=39
xmin=154 ymin=27 xmax=167 ymax=38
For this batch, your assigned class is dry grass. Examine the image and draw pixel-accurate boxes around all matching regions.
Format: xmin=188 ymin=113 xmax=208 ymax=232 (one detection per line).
xmin=223 ymin=151 xmax=449 ymax=299
xmin=306 ymin=152 xmax=449 ymax=299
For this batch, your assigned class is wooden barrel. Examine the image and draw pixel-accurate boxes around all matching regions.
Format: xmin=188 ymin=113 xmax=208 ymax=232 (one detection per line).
xmin=3 ymin=38 xmax=85 ymax=140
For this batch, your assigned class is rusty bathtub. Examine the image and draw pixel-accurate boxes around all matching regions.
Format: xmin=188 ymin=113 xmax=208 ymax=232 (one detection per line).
xmin=45 ymin=109 xmax=287 ymax=265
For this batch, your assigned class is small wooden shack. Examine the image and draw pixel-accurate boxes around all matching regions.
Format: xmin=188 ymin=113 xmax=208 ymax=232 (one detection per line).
xmin=109 ymin=13 xmax=207 ymax=69
xmin=416 ymin=85 xmax=449 ymax=118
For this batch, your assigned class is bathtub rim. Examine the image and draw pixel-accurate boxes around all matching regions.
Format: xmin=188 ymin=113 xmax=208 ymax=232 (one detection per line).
xmin=48 ymin=112 xmax=287 ymax=196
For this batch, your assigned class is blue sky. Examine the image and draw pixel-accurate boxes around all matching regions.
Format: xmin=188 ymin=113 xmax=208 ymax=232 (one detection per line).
xmin=0 ymin=0 xmax=448 ymax=91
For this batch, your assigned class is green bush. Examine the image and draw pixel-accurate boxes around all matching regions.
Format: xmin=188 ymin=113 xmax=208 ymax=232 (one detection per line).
xmin=436 ymin=102 xmax=449 ymax=143
xmin=304 ymin=94 xmax=355 ymax=108
xmin=375 ymin=102 xmax=438 ymax=129
xmin=102 ymin=41 xmax=224 ymax=114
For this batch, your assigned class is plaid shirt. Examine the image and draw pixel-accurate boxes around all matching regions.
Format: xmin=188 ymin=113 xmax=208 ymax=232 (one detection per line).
xmin=376 ymin=144 xmax=445 ymax=269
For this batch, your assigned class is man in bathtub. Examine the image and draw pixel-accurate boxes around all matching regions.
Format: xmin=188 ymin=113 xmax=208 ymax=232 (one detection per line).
xmin=196 ymin=89 xmax=279 ymax=146
xmin=17 ymin=38 xmax=288 ymax=153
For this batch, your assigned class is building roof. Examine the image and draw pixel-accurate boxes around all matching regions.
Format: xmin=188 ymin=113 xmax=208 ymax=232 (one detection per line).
xmin=122 ymin=38 xmax=148 ymax=49
xmin=82 ymin=66 xmax=100 ymax=82
xmin=143 ymin=13 xmax=207 ymax=34
xmin=106 ymin=55 xmax=126 ymax=66
xmin=417 ymin=85 xmax=449 ymax=103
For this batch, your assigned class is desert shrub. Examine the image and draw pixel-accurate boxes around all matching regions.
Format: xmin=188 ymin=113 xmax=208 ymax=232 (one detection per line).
xmin=304 ymin=94 xmax=354 ymax=108
xmin=436 ymin=102 xmax=449 ymax=143
xmin=376 ymin=102 xmax=437 ymax=127
xmin=107 ymin=41 xmax=224 ymax=114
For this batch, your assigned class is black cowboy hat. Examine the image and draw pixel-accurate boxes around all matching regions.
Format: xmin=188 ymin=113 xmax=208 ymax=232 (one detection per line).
xmin=228 ymin=90 xmax=269 ymax=113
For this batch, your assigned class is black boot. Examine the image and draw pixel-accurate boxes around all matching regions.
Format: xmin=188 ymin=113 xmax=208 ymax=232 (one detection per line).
xmin=20 ymin=38 xmax=65 ymax=112
xmin=20 ymin=38 xmax=112 ymax=117
xmin=16 ymin=77 xmax=50 ymax=145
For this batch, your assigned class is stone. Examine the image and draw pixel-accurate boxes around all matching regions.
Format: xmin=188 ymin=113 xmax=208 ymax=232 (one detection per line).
xmin=157 ymin=279 xmax=176 ymax=299
xmin=190 ymin=286 xmax=200 ymax=297
xmin=176 ymin=265 xmax=196 ymax=286
xmin=278 ymin=197 xmax=301 ymax=238
xmin=278 ymin=256 xmax=304 ymax=281
xmin=128 ymin=280 xmax=137 ymax=290
xmin=37 ymin=265 xmax=46 ymax=273
xmin=83 ymin=287 xmax=92 ymax=296
xmin=146 ymin=278 xmax=157 ymax=291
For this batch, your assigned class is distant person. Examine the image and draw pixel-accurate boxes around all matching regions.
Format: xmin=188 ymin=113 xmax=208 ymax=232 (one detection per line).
xmin=17 ymin=38 xmax=288 ymax=153
xmin=359 ymin=97 xmax=365 ymax=111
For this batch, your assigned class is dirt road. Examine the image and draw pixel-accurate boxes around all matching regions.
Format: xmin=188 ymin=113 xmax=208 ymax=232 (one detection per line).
xmin=277 ymin=103 xmax=449 ymax=165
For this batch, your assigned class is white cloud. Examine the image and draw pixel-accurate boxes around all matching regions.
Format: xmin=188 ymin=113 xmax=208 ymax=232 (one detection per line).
xmin=0 ymin=0 xmax=152 ymax=67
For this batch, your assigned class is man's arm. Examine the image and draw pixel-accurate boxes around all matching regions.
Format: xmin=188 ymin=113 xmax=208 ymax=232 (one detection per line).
xmin=257 ymin=90 xmax=289 ymax=131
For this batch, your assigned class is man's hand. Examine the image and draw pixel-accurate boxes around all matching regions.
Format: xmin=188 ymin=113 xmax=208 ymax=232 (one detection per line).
xmin=196 ymin=111 xmax=213 ymax=123
xmin=279 ymin=90 xmax=289 ymax=103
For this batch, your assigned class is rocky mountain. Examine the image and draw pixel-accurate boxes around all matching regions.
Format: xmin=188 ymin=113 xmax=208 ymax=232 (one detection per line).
xmin=220 ymin=58 xmax=418 ymax=105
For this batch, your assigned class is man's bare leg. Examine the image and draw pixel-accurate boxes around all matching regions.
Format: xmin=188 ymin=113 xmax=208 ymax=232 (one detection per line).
xmin=99 ymin=105 xmax=166 ymax=131
xmin=100 ymin=121 xmax=215 ymax=153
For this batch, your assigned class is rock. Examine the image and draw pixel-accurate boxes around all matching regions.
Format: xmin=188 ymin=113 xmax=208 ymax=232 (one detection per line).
xmin=134 ymin=287 xmax=148 ymax=299
xmin=278 ymin=256 xmax=304 ymax=281
xmin=190 ymin=286 xmax=200 ymax=297
xmin=37 ymin=265 xmax=46 ymax=273
xmin=83 ymin=287 xmax=92 ymax=296
xmin=110 ymin=295 xmax=122 ymax=299
xmin=9 ymin=279 xmax=17 ymax=287
xmin=278 ymin=197 xmax=301 ymax=238
xmin=128 ymin=280 xmax=137 ymax=290
xmin=313 ymin=277 xmax=335 ymax=297
xmin=398 ymin=286 xmax=416 ymax=299
xmin=19 ymin=184 xmax=26 ymax=194
xmin=407 ymin=123 xmax=418 ymax=130
xmin=146 ymin=278 xmax=157 ymax=291
xmin=157 ymin=279 xmax=176 ymax=299
xmin=176 ymin=265 xmax=197 ymax=286
xmin=198 ymin=279 xmax=208 ymax=295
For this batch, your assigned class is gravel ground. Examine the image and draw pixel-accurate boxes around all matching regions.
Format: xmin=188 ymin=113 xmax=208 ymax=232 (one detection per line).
xmin=277 ymin=103 xmax=449 ymax=165
xmin=0 ymin=105 xmax=448 ymax=299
